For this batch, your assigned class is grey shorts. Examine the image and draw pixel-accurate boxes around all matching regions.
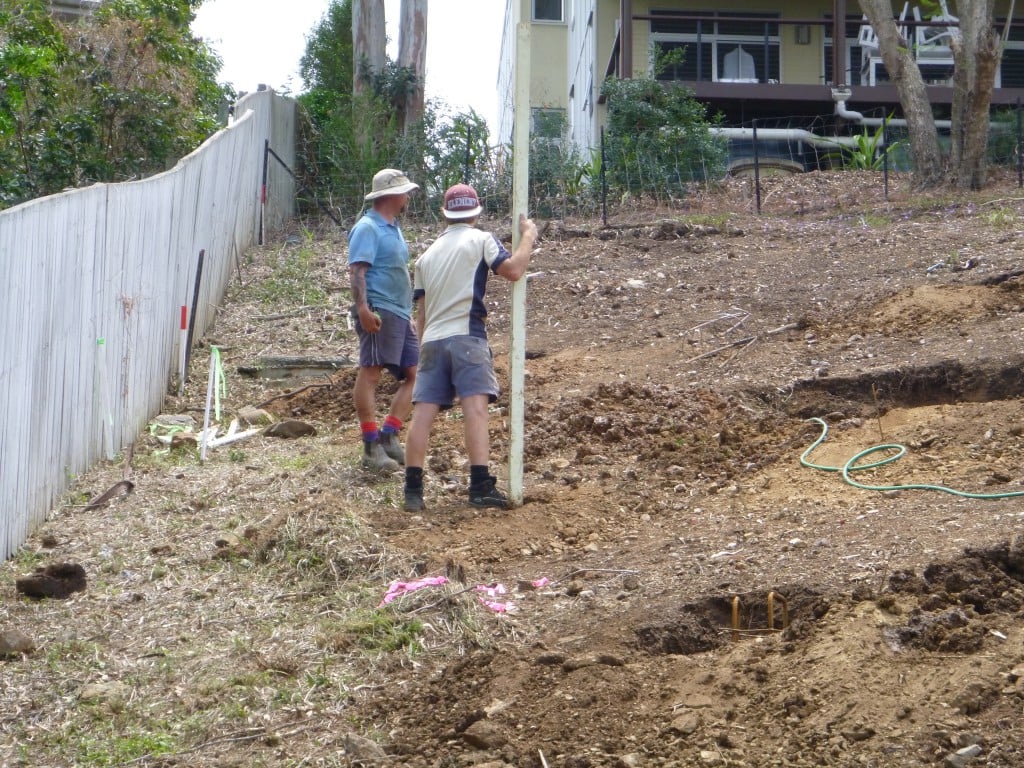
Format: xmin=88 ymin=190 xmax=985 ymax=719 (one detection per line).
xmin=412 ymin=336 xmax=499 ymax=410
xmin=351 ymin=306 xmax=418 ymax=380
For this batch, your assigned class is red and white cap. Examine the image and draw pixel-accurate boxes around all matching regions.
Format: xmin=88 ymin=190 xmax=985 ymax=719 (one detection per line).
xmin=442 ymin=183 xmax=483 ymax=220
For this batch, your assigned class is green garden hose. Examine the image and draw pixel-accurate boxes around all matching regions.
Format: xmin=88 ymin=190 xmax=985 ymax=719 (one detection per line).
xmin=800 ymin=417 xmax=1024 ymax=499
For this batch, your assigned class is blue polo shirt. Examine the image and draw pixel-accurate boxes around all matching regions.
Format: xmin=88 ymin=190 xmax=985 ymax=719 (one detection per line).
xmin=347 ymin=209 xmax=413 ymax=320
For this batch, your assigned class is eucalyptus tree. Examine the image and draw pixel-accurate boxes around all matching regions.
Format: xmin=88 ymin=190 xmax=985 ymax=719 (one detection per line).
xmin=858 ymin=0 xmax=1006 ymax=190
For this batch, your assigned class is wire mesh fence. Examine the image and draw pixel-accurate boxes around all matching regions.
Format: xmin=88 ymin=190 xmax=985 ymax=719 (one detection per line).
xmin=292 ymin=106 xmax=1024 ymax=229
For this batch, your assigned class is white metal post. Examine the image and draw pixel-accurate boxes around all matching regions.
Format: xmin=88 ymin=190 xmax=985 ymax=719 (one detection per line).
xmin=509 ymin=20 xmax=531 ymax=506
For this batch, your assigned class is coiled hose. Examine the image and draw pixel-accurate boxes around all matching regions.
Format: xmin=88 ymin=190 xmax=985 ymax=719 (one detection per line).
xmin=800 ymin=416 xmax=1024 ymax=499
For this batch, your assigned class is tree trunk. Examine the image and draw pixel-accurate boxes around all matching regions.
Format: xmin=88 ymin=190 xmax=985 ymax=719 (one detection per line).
xmin=397 ymin=0 xmax=428 ymax=133
xmin=352 ymin=0 xmax=386 ymax=96
xmin=859 ymin=0 xmax=944 ymax=186
xmin=949 ymin=0 xmax=1001 ymax=190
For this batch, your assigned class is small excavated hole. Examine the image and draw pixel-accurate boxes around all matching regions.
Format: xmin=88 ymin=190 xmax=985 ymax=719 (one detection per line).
xmin=634 ymin=586 xmax=828 ymax=656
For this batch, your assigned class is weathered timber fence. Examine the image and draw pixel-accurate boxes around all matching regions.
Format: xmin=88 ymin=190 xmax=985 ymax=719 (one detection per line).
xmin=0 ymin=89 xmax=297 ymax=562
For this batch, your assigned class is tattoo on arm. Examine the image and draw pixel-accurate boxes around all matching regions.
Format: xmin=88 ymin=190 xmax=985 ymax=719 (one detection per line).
xmin=350 ymin=263 xmax=369 ymax=308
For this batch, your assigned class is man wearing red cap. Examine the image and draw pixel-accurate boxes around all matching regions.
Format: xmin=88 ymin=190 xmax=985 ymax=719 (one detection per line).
xmin=402 ymin=183 xmax=538 ymax=511
xmin=347 ymin=168 xmax=420 ymax=472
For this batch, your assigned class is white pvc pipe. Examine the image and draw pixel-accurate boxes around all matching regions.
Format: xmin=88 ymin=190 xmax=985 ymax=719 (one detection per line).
xmin=835 ymin=99 xmax=951 ymax=130
xmin=201 ymin=347 xmax=217 ymax=462
xmin=711 ymin=126 xmax=864 ymax=148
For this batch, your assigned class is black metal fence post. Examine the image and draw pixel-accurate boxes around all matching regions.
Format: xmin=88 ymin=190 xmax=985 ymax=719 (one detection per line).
xmin=184 ymin=249 xmax=205 ymax=383
xmin=464 ymin=126 xmax=472 ymax=184
xmin=1017 ymin=97 xmax=1022 ymax=189
xmin=601 ymin=127 xmax=608 ymax=227
xmin=882 ymin=122 xmax=889 ymax=199
xmin=752 ymin=119 xmax=761 ymax=214
xmin=259 ymin=139 xmax=269 ymax=245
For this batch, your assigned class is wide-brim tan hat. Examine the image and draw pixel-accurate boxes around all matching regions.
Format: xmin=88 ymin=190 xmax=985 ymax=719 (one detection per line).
xmin=365 ymin=168 xmax=419 ymax=200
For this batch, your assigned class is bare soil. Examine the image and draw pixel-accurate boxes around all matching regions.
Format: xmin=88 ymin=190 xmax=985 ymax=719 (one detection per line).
xmin=3 ymin=170 xmax=1024 ymax=768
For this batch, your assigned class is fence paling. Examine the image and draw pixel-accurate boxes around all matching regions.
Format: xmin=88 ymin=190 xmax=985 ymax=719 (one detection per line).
xmin=0 ymin=89 xmax=297 ymax=563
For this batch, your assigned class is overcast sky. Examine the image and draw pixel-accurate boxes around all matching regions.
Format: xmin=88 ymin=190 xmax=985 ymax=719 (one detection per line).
xmin=191 ymin=0 xmax=504 ymax=133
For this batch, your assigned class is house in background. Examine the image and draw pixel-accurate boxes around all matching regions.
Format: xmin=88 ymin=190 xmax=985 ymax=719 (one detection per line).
xmin=499 ymin=0 xmax=1024 ymax=169
xmin=48 ymin=0 xmax=102 ymax=19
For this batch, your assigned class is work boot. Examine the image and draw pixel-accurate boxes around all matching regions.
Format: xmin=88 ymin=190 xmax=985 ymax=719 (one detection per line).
xmin=379 ymin=431 xmax=405 ymax=465
xmin=468 ymin=476 xmax=509 ymax=509
xmin=403 ymin=486 xmax=424 ymax=512
xmin=361 ymin=439 xmax=399 ymax=472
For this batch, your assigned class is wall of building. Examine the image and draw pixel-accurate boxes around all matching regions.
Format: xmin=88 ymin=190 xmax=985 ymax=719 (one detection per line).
xmin=498 ymin=0 xmax=570 ymax=145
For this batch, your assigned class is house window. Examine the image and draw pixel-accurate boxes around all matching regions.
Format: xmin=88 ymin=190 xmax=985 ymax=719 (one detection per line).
xmin=997 ymin=18 xmax=1024 ymax=87
xmin=650 ymin=10 xmax=779 ymax=84
xmin=533 ymin=0 xmax=563 ymax=23
xmin=531 ymin=108 xmax=565 ymax=139
xmin=999 ymin=48 xmax=1024 ymax=87
xmin=823 ymin=15 xmax=865 ymax=87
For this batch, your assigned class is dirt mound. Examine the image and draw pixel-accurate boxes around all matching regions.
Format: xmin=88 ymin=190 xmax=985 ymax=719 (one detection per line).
xmin=865 ymin=281 xmax=1024 ymax=333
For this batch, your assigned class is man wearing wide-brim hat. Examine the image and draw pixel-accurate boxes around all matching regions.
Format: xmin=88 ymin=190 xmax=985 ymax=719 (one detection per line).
xmin=347 ymin=168 xmax=420 ymax=472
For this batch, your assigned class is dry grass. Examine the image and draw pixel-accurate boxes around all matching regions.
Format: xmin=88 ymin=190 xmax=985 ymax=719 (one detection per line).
xmin=0 ymin=226 xmax=510 ymax=767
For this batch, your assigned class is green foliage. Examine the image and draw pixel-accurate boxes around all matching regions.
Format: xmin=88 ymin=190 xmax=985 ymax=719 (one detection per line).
xmin=0 ymin=0 xmax=227 ymax=210
xmin=297 ymin=1 xmax=714 ymax=221
xmin=830 ymin=117 xmax=903 ymax=170
xmin=528 ymin=111 xmax=591 ymax=217
xmin=600 ymin=49 xmax=727 ymax=202
xmin=987 ymin=107 xmax=1021 ymax=167
xmin=300 ymin=0 xmax=352 ymax=95
xmin=296 ymin=0 xmax=493 ymax=219
xmin=364 ymin=59 xmax=420 ymax=112
xmin=484 ymin=109 xmax=598 ymax=219
xmin=10 ymin=546 xmax=44 ymax=571
xmin=298 ymin=0 xmax=401 ymax=215
xmin=347 ymin=611 xmax=424 ymax=653
xmin=416 ymin=103 xmax=492 ymax=193
xmin=252 ymin=245 xmax=327 ymax=306
xmin=983 ymin=206 xmax=1017 ymax=228
xmin=78 ymin=728 xmax=176 ymax=766
xmin=570 ymin=149 xmax=603 ymax=197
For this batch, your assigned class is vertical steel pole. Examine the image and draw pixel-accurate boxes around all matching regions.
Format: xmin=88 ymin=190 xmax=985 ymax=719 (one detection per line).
xmin=259 ymin=139 xmax=269 ymax=245
xmin=509 ymin=21 xmax=532 ymax=506
xmin=184 ymin=249 xmax=205 ymax=381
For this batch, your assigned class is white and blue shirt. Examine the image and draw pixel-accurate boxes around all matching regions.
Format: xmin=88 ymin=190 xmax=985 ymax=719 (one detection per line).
xmin=413 ymin=224 xmax=511 ymax=344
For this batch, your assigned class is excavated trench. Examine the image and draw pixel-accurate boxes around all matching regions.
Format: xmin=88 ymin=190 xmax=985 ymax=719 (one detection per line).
xmin=770 ymin=357 xmax=1024 ymax=420
xmin=634 ymin=541 xmax=1024 ymax=657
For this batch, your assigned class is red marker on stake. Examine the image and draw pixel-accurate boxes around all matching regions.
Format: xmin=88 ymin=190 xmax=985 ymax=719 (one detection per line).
xmin=178 ymin=306 xmax=187 ymax=396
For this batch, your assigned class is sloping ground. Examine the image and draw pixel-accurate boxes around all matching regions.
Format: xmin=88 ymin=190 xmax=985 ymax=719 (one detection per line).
xmin=2 ymin=171 xmax=1024 ymax=768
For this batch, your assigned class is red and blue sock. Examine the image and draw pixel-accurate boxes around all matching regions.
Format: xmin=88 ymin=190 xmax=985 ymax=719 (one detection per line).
xmin=361 ymin=422 xmax=379 ymax=446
